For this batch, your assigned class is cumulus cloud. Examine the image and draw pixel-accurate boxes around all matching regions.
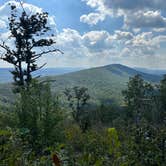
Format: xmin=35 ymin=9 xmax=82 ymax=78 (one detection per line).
xmin=114 ymin=30 xmax=133 ymax=40
xmin=124 ymin=32 xmax=158 ymax=55
xmin=54 ymin=27 xmax=166 ymax=67
xmin=0 ymin=1 xmax=57 ymax=34
xmin=81 ymin=0 xmax=111 ymax=25
xmin=56 ymin=29 xmax=113 ymax=56
xmin=56 ymin=29 xmax=82 ymax=48
xmin=104 ymin=0 xmax=166 ymax=10
xmin=80 ymin=12 xmax=106 ymax=25
xmin=82 ymin=0 xmax=166 ymax=30
xmin=82 ymin=31 xmax=113 ymax=51
xmin=82 ymin=0 xmax=104 ymax=9
xmin=124 ymin=10 xmax=166 ymax=29
xmin=1 ymin=1 xmax=166 ymax=68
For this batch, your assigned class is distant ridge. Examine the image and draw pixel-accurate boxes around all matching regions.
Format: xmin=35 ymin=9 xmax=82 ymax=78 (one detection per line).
xmin=0 ymin=67 xmax=83 ymax=83
xmin=135 ymin=67 xmax=166 ymax=76
xmin=0 ymin=64 xmax=162 ymax=105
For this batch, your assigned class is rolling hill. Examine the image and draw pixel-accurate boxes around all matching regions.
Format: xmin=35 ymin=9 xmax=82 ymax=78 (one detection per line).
xmin=0 ymin=64 xmax=162 ymax=105
xmin=46 ymin=64 xmax=162 ymax=104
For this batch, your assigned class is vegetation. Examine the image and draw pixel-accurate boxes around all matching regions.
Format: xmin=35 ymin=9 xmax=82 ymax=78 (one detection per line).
xmin=0 ymin=3 xmax=165 ymax=166
xmin=0 ymin=64 xmax=162 ymax=105
xmin=1 ymin=73 xmax=166 ymax=165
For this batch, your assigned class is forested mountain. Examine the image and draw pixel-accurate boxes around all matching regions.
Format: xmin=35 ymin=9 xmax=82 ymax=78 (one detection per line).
xmin=0 ymin=64 xmax=162 ymax=105
xmin=46 ymin=64 xmax=161 ymax=104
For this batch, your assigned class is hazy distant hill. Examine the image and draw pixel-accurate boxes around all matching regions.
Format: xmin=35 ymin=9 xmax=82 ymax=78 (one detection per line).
xmin=135 ymin=67 xmax=166 ymax=76
xmin=0 ymin=64 xmax=162 ymax=105
xmin=0 ymin=67 xmax=83 ymax=83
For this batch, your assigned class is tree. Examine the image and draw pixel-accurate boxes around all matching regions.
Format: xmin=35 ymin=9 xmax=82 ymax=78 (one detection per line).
xmin=0 ymin=3 xmax=62 ymax=91
xmin=64 ymin=86 xmax=90 ymax=132
xmin=16 ymin=81 xmax=63 ymax=153
xmin=122 ymin=75 xmax=146 ymax=125
xmin=158 ymin=75 xmax=166 ymax=163
xmin=122 ymin=74 xmax=158 ymax=126
xmin=159 ymin=75 xmax=166 ymax=124
xmin=0 ymin=2 xmax=64 ymax=154
xmin=122 ymin=75 xmax=166 ymax=165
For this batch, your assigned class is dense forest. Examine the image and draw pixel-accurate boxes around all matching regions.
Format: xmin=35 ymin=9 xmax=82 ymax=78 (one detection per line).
xmin=0 ymin=3 xmax=166 ymax=166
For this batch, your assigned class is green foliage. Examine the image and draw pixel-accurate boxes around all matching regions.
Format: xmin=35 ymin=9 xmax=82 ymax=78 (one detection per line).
xmin=159 ymin=75 xmax=166 ymax=124
xmin=0 ymin=110 xmax=18 ymax=128
xmin=63 ymin=125 xmax=122 ymax=166
xmin=64 ymin=86 xmax=91 ymax=132
xmin=122 ymin=74 xmax=166 ymax=165
xmin=0 ymin=128 xmax=26 ymax=166
xmin=96 ymin=104 xmax=122 ymax=125
xmin=108 ymin=128 xmax=121 ymax=158
xmin=2 ymin=2 xmax=165 ymax=166
xmin=15 ymin=81 xmax=64 ymax=153
xmin=122 ymin=74 xmax=159 ymax=125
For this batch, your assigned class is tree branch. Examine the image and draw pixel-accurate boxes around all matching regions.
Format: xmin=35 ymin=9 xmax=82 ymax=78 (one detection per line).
xmin=32 ymin=49 xmax=63 ymax=61
xmin=0 ymin=43 xmax=11 ymax=54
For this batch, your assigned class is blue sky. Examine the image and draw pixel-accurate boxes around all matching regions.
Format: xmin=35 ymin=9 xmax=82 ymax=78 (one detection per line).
xmin=23 ymin=0 xmax=123 ymax=34
xmin=26 ymin=0 xmax=93 ymax=33
xmin=0 ymin=0 xmax=166 ymax=69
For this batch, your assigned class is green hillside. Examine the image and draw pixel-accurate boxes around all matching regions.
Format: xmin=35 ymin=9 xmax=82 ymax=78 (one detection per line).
xmin=0 ymin=64 xmax=162 ymax=105
xmin=46 ymin=64 xmax=162 ymax=105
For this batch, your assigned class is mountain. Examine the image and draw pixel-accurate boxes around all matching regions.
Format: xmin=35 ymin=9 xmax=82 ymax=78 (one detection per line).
xmin=45 ymin=64 xmax=162 ymax=105
xmin=135 ymin=67 xmax=166 ymax=76
xmin=0 ymin=64 xmax=162 ymax=105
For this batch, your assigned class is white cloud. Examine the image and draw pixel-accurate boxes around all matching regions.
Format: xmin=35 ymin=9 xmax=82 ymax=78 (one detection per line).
xmin=153 ymin=28 xmax=166 ymax=32
xmin=103 ymin=0 xmax=166 ymax=10
xmin=82 ymin=0 xmax=166 ymax=31
xmin=124 ymin=11 xmax=166 ymax=29
xmin=82 ymin=30 xmax=112 ymax=51
xmin=80 ymin=12 xmax=106 ymax=25
xmin=114 ymin=30 xmax=133 ymax=40
xmin=1 ymin=1 xmax=166 ymax=68
xmin=0 ymin=1 xmax=57 ymax=34
xmin=0 ymin=20 xmax=6 ymax=29
xmin=56 ymin=28 xmax=82 ymax=48
xmin=54 ymin=28 xmax=166 ymax=67
xmin=81 ymin=0 xmax=111 ymax=25
xmin=82 ymin=0 xmax=104 ymax=9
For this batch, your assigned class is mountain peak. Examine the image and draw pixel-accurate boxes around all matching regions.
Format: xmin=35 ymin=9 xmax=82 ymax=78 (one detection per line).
xmin=102 ymin=63 xmax=134 ymax=71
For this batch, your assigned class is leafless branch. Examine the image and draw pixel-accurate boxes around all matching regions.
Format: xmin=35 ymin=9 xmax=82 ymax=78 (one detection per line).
xmin=32 ymin=49 xmax=63 ymax=61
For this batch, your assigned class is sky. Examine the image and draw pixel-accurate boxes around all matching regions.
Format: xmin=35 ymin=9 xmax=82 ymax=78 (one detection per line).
xmin=0 ymin=0 xmax=166 ymax=69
